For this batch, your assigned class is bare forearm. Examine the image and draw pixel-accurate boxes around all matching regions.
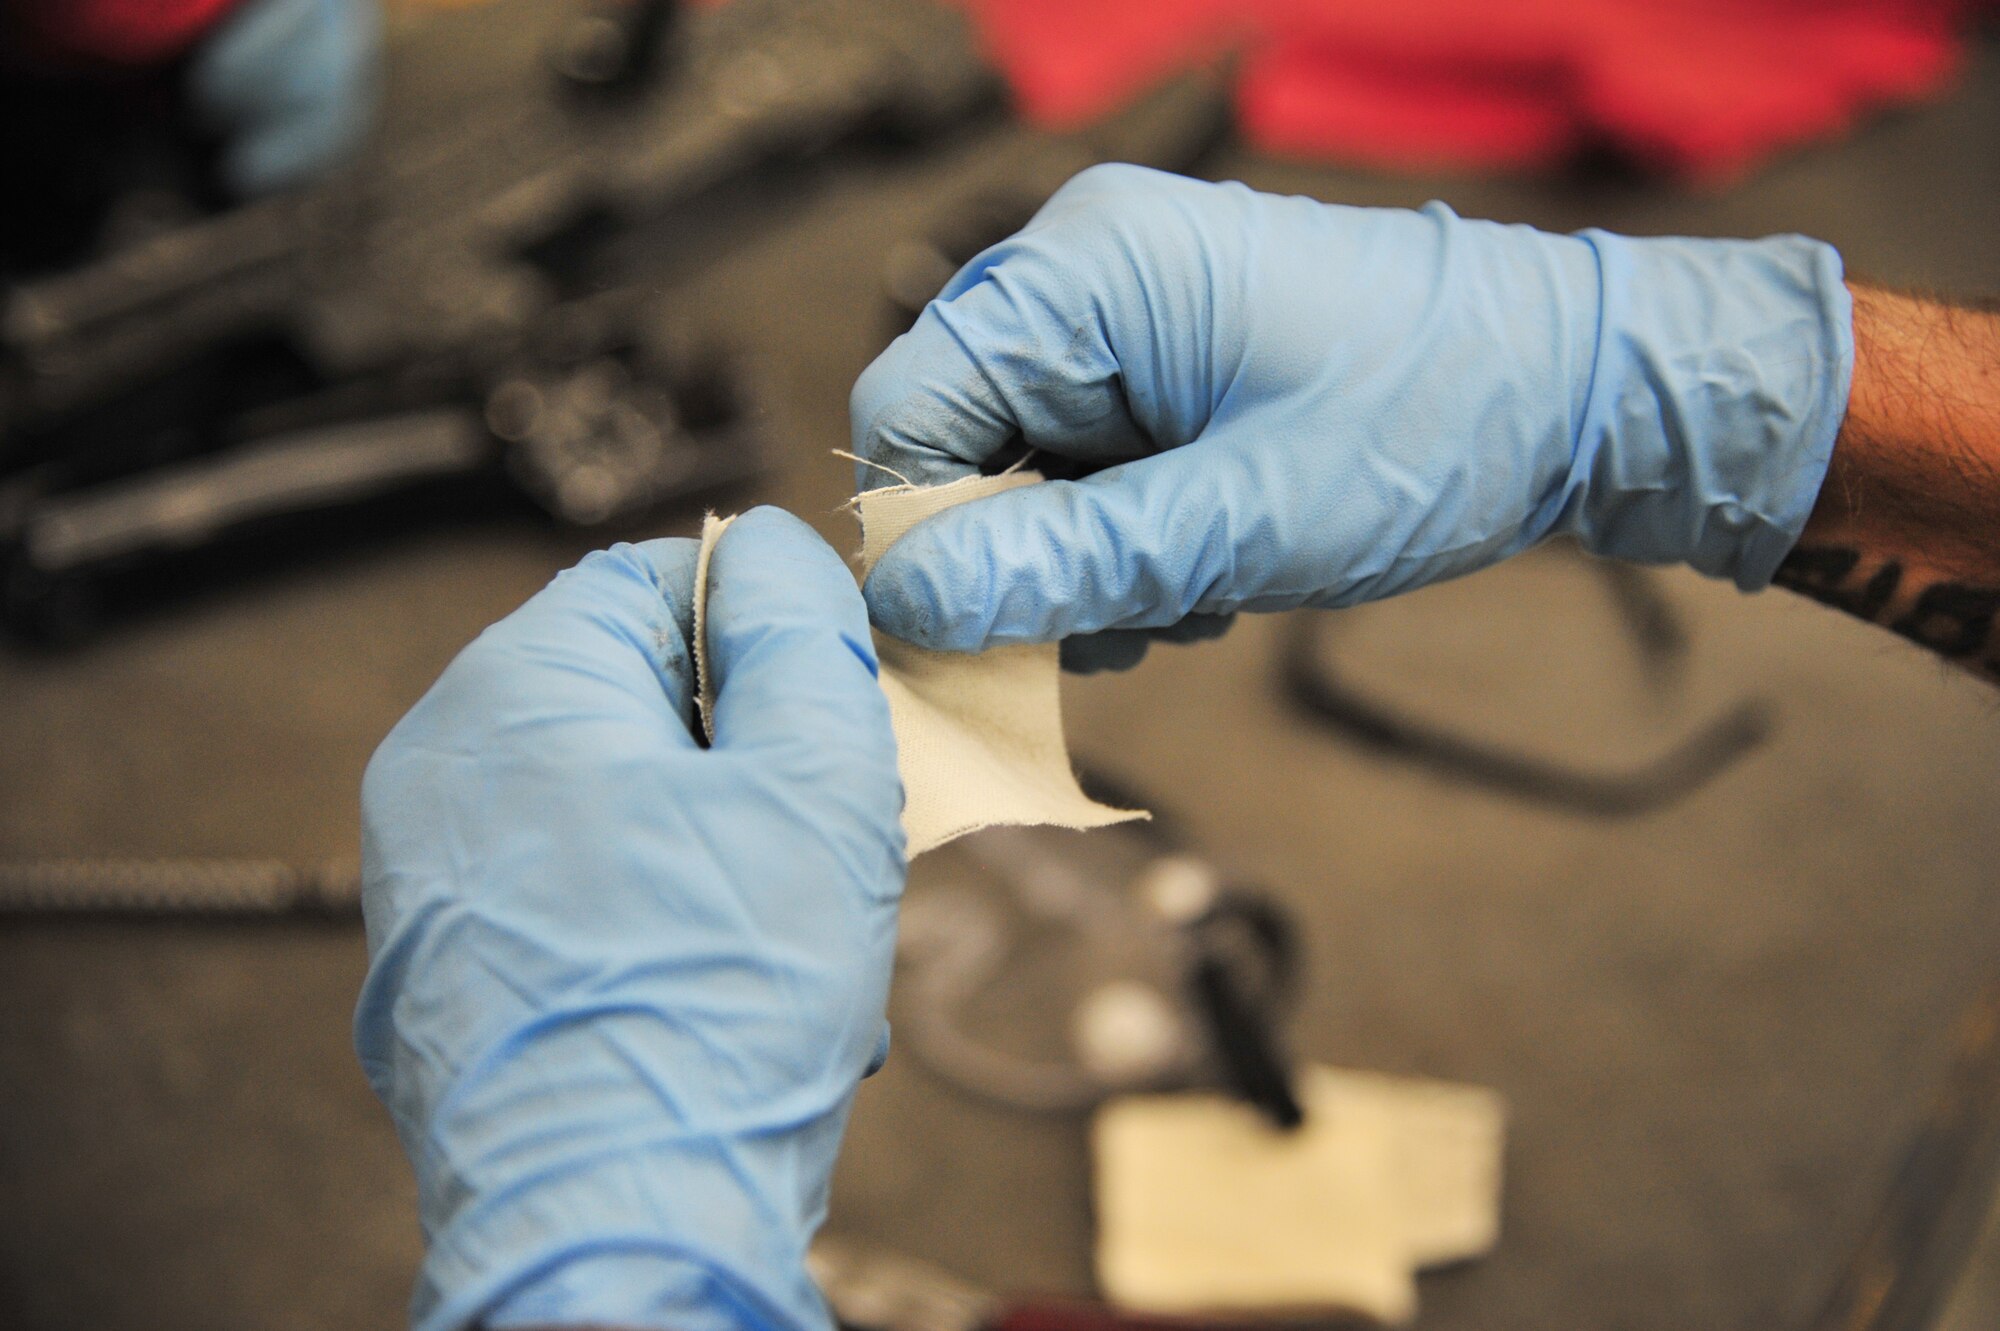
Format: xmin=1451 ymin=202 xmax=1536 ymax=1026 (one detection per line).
xmin=1773 ymin=283 xmax=2000 ymax=683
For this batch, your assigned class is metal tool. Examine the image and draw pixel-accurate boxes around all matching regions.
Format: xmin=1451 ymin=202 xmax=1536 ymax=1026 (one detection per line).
xmin=895 ymin=805 xmax=1305 ymax=1124
xmin=1280 ymin=555 xmax=1775 ymax=817
xmin=0 ymin=856 xmax=360 ymax=918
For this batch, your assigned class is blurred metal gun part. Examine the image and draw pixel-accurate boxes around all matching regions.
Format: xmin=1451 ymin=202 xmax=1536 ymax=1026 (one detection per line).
xmin=549 ymin=0 xmax=685 ymax=95
xmin=0 ymin=320 xmax=761 ymax=643
xmin=881 ymin=68 xmax=1233 ymax=333
xmin=0 ymin=0 xmax=998 ymax=424
xmin=0 ymin=0 xmax=1004 ymax=642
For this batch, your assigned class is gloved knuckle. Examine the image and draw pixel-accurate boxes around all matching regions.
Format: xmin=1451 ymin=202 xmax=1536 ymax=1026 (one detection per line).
xmin=1045 ymin=163 xmax=1203 ymax=241
xmin=1054 ymin=161 xmax=1162 ymax=206
xmin=849 ymin=346 xmax=931 ymax=464
xmin=440 ymin=631 xmax=518 ymax=699
xmin=358 ymin=731 xmax=407 ymax=813
xmin=731 ymin=504 xmax=804 ymax=541
xmin=849 ymin=354 xmax=890 ymax=429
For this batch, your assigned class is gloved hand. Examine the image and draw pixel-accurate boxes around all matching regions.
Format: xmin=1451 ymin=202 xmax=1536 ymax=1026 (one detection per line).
xmin=852 ymin=164 xmax=1854 ymax=672
xmin=355 ymin=509 xmax=905 ymax=1331
xmin=189 ymin=0 xmax=380 ymax=195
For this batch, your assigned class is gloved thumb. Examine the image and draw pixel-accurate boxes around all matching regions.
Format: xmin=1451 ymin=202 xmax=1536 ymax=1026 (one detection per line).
xmin=705 ymin=508 xmax=899 ymax=776
xmin=863 ymin=444 xmax=1286 ymax=652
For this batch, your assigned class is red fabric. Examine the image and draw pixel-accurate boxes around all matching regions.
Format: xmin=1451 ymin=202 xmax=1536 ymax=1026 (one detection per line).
xmin=5 ymin=0 xmax=245 ymax=66
xmin=958 ymin=0 xmax=1978 ymax=183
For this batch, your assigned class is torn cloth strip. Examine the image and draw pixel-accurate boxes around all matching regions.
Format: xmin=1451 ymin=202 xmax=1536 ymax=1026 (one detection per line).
xmin=693 ymin=476 xmax=1144 ymax=857
xmin=693 ymin=512 xmax=733 ymax=741
xmin=857 ymin=472 xmax=1145 ymax=855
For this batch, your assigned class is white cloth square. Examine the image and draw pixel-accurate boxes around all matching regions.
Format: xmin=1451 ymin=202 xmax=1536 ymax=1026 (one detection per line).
xmin=1092 ymin=1065 xmax=1506 ymax=1324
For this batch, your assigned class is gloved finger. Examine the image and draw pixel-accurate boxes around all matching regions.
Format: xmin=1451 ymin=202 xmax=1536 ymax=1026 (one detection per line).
xmin=864 ymin=443 xmax=1292 ymax=650
xmin=1059 ymin=612 xmax=1237 ymax=674
xmin=221 ymin=94 xmax=374 ymax=195
xmin=197 ymin=0 xmax=332 ymax=93
xmin=451 ymin=538 xmax=704 ymax=745
xmin=705 ymin=508 xmax=899 ymax=781
xmin=848 ymin=245 xmax=1153 ymax=494
xmin=191 ymin=0 xmax=380 ymax=195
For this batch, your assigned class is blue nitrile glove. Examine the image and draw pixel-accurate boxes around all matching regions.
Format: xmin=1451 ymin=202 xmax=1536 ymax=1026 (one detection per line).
xmin=189 ymin=0 xmax=380 ymax=195
xmin=852 ymin=164 xmax=1854 ymax=672
xmin=355 ymin=509 xmax=905 ymax=1331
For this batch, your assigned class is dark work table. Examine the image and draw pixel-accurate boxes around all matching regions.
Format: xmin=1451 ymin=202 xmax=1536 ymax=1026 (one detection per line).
xmin=3 ymin=8 xmax=1999 ymax=1329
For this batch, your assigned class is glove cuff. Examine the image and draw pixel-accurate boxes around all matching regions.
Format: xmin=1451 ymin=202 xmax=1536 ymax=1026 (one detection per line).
xmin=410 ymin=1135 xmax=842 ymax=1331
xmin=360 ymin=986 xmax=858 ymax=1331
xmin=1566 ymin=229 xmax=1854 ymax=589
